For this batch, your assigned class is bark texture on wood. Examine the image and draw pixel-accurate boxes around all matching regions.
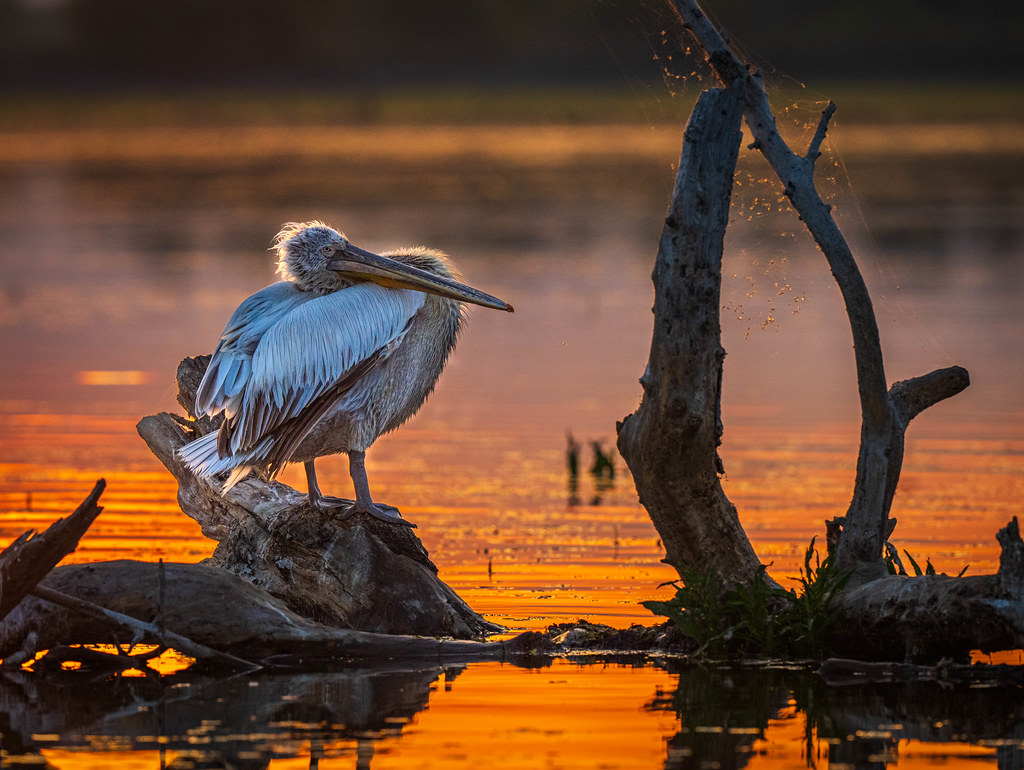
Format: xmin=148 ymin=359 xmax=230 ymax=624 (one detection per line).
xmin=0 ymin=480 xmax=105 ymax=622
xmin=669 ymin=0 xmax=970 ymax=584
xmin=136 ymin=355 xmax=500 ymax=639
xmin=29 ymin=583 xmax=259 ymax=671
xmin=0 ymin=561 xmax=508 ymax=666
xmin=617 ymin=83 xmax=766 ymax=588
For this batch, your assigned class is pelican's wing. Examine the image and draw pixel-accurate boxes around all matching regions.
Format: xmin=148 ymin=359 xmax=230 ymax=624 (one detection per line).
xmin=195 ymin=282 xmax=312 ymax=420
xmin=227 ymin=283 xmax=426 ymax=454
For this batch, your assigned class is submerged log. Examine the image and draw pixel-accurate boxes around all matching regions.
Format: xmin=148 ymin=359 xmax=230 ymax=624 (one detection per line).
xmin=137 ymin=355 xmax=500 ymax=639
xmin=0 ymin=560 xmax=508 ymax=666
xmin=826 ymin=517 xmax=1024 ymax=661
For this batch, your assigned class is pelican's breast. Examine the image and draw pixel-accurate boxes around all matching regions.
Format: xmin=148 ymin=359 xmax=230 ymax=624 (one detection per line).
xmin=295 ymin=292 xmax=464 ymax=456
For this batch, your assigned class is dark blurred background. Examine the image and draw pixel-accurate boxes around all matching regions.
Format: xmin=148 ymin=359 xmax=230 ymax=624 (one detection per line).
xmin=3 ymin=0 xmax=1022 ymax=90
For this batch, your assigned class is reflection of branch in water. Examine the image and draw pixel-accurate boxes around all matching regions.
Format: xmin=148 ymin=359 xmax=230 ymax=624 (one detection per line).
xmin=646 ymin=664 xmax=794 ymax=768
xmin=0 ymin=663 xmax=461 ymax=769
xmin=589 ymin=440 xmax=615 ymax=506
xmin=590 ymin=441 xmax=615 ymax=481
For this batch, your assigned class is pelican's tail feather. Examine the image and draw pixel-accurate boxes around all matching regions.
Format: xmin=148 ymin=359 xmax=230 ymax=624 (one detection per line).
xmin=177 ymin=430 xmax=268 ymax=495
xmin=178 ymin=431 xmax=225 ymax=476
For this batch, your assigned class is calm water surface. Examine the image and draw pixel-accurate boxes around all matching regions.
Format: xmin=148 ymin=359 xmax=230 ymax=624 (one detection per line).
xmin=1 ymin=109 xmax=1022 ymax=767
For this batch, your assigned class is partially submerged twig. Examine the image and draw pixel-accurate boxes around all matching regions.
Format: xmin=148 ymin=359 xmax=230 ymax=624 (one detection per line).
xmin=34 ymin=642 xmax=169 ymax=675
xmin=29 ymin=585 xmax=261 ymax=672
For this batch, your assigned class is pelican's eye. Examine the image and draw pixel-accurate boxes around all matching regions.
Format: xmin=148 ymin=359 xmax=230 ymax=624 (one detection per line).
xmin=321 ymin=245 xmax=336 ymax=257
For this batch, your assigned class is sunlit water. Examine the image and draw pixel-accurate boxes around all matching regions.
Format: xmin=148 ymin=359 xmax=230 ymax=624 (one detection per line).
xmin=1 ymin=110 xmax=1022 ymax=767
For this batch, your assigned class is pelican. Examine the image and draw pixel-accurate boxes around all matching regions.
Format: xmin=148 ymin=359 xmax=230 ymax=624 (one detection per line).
xmin=178 ymin=221 xmax=513 ymax=527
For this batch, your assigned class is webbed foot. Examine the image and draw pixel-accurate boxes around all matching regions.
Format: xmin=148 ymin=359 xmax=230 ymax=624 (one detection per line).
xmin=337 ymin=501 xmax=417 ymax=528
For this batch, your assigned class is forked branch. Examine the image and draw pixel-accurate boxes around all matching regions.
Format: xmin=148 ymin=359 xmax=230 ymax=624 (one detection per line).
xmin=668 ymin=0 xmax=968 ymax=579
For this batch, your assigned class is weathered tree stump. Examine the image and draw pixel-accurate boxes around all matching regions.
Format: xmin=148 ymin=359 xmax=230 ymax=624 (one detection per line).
xmin=136 ymin=355 xmax=501 ymax=639
xmin=665 ymin=0 xmax=971 ymax=588
xmin=616 ymin=0 xmax=1024 ymax=661
xmin=617 ymin=82 xmax=767 ymax=590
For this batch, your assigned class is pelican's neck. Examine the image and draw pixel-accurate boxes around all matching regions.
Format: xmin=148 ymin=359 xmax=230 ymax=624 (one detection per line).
xmin=277 ymin=261 xmax=352 ymax=295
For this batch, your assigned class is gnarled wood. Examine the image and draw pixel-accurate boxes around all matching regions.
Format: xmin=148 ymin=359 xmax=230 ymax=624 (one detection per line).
xmin=666 ymin=0 xmax=970 ymax=584
xmin=29 ymin=584 xmax=260 ymax=671
xmin=613 ymin=0 xmax=1024 ymax=662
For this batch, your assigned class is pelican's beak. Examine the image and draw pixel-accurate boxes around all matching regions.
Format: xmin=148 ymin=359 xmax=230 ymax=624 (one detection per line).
xmin=329 ymin=244 xmax=514 ymax=312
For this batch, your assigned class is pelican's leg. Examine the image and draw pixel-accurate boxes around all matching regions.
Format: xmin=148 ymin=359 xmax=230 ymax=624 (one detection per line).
xmin=304 ymin=456 xmax=415 ymax=528
xmin=304 ymin=461 xmax=354 ymax=509
xmin=343 ymin=450 xmax=416 ymax=528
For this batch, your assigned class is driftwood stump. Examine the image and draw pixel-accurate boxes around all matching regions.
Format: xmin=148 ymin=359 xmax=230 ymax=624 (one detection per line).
xmin=136 ymin=355 xmax=500 ymax=640
xmin=0 ymin=479 xmax=105 ymax=622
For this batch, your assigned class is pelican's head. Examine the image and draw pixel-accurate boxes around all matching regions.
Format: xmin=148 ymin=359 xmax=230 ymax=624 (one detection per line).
xmin=274 ymin=221 xmax=513 ymax=312
xmin=274 ymin=221 xmax=355 ymax=293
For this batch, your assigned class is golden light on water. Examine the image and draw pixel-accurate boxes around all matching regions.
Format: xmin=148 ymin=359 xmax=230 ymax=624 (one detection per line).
xmin=76 ymin=370 xmax=152 ymax=386
xmin=367 ymin=662 xmax=678 ymax=769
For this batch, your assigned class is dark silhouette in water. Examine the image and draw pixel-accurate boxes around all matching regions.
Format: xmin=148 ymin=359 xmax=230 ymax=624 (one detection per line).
xmin=566 ymin=431 xmax=581 ymax=506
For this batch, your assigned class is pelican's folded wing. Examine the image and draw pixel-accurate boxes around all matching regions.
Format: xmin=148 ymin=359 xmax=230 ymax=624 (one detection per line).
xmin=229 ymin=283 xmax=426 ymax=453
xmin=195 ymin=282 xmax=311 ymax=420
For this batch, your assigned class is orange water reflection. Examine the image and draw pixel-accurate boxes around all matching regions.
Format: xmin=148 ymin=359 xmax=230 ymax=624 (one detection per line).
xmin=0 ymin=408 xmax=1020 ymax=626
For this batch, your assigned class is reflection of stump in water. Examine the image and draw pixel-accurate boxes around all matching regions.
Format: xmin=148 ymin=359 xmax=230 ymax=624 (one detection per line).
xmin=137 ymin=355 xmax=501 ymax=639
xmin=647 ymin=663 xmax=1024 ymax=769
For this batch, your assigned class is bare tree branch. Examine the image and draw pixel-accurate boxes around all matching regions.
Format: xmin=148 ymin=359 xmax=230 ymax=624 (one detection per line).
xmin=806 ymin=101 xmax=837 ymax=162
xmin=0 ymin=479 xmax=106 ymax=622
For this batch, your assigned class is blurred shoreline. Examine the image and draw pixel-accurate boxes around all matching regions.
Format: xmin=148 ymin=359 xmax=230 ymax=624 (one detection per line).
xmin=3 ymin=83 xmax=1024 ymax=131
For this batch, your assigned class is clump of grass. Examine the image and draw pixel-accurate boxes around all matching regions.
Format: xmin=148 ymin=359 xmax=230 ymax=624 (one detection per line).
xmin=644 ymin=537 xmax=851 ymax=661
xmin=785 ymin=537 xmax=853 ymax=659
xmin=643 ymin=565 xmax=733 ymax=658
